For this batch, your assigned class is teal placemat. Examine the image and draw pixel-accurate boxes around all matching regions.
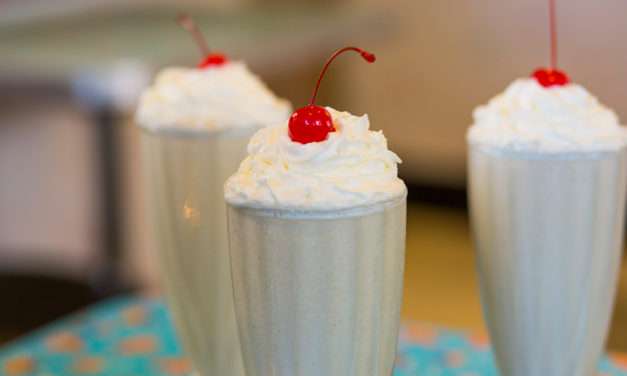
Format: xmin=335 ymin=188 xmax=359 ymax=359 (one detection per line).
xmin=1 ymin=296 xmax=626 ymax=375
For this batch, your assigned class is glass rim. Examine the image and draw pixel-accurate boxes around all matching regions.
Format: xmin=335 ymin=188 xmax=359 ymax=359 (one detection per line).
xmin=137 ymin=123 xmax=262 ymax=139
xmin=226 ymin=193 xmax=407 ymax=220
xmin=468 ymin=142 xmax=626 ymax=160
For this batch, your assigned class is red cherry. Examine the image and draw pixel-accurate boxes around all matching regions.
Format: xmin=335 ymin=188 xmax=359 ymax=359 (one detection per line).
xmin=289 ymin=105 xmax=334 ymax=144
xmin=532 ymin=68 xmax=570 ymax=87
xmin=288 ymin=46 xmax=376 ymax=144
xmin=198 ymin=53 xmax=228 ymax=68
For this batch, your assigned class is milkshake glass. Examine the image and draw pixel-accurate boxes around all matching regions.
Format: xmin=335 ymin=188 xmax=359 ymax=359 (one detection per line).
xmin=225 ymin=107 xmax=407 ymax=376
xmin=467 ymin=78 xmax=627 ymax=376
xmin=136 ymin=62 xmax=290 ymax=376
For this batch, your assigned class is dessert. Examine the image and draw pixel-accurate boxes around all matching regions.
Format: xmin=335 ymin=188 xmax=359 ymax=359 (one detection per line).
xmin=467 ymin=3 xmax=627 ymax=374
xmin=225 ymin=46 xmax=407 ymax=376
xmin=137 ymin=14 xmax=290 ymax=376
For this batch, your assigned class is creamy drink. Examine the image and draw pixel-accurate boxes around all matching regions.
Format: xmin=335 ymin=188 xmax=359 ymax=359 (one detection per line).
xmin=224 ymin=46 xmax=407 ymax=376
xmin=137 ymin=47 xmax=290 ymax=376
xmin=468 ymin=77 xmax=627 ymax=376
xmin=225 ymin=106 xmax=407 ymax=376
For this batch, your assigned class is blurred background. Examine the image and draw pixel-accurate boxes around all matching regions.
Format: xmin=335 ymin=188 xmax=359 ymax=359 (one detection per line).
xmin=2 ymin=0 xmax=627 ymax=352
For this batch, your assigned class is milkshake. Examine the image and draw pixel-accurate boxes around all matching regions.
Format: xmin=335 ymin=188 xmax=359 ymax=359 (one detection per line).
xmin=468 ymin=77 xmax=627 ymax=376
xmin=225 ymin=47 xmax=408 ymax=376
xmin=137 ymin=19 xmax=291 ymax=376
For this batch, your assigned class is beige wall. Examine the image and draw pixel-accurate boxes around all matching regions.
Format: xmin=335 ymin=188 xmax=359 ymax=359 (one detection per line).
xmin=346 ymin=0 xmax=627 ymax=186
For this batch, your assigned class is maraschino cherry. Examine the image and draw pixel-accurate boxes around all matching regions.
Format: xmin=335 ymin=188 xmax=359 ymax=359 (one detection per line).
xmin=177 ymin=13 xmax=228 ymax=68
xmin=289 ymin=47 xmax=376 ymax=144
xmin=532 ymin=68 xmax=569 ymax=87
xmin=532 ymin=0 xmax=570 ymax=87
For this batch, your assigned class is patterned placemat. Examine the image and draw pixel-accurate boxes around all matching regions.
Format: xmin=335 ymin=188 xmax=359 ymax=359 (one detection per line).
xmin=1 ymin=296 xmax=626 ymax=375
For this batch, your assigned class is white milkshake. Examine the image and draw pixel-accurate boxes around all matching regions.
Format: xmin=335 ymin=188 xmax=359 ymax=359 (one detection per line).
xmin=467 ymin=78 xmax=627 ymax=376
xmin=137 ymin=62 xmax=290 ymax=376
xmin=225 ymin=107 xmax=407 ymax=376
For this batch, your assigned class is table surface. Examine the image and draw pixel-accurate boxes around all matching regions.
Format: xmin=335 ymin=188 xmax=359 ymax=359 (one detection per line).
xmin=1 ymin=296 xmax=626 ymax=375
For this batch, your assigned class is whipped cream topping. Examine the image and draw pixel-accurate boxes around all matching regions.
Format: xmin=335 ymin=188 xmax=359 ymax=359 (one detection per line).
xmin=224 ymin=107 xmax=406 ymax=211
xmin=468 ymin=78 xmax=627 ymax=153
xmin=136 ymin=62 xmax=291 ymax=131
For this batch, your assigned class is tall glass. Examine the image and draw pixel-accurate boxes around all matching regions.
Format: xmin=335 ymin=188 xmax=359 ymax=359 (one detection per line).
xmin=227 ymin=196 xmax=407 ymax=376
xmin=141 ymin=127 xmax=255 ymax=376
xmin=468 ymin=145 xmax=627 ymax=376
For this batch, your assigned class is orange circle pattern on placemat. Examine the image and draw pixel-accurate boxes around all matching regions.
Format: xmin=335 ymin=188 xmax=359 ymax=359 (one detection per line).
xmin=72 ymin=356 xmax=104 ymax=374
xmin=119 ymin=335 xmax=158 ymax=355
xmin=4 ymin=355 xmax=35 ymax=376
xmin=46 ymin=332 xmax=83 ymax=353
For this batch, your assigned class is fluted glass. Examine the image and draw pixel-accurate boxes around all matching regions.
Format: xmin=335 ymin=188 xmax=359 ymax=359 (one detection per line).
xmin=227 ymin=197 xmax=407 ymax=376
xmin=468 ymin=145 xmax=627 ymax=376
xmin=141 ymin=128 xmax=253 ymax=376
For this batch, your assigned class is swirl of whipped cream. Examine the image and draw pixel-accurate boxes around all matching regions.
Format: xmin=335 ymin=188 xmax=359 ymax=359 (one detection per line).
xmin=468 ymin=78 xmax=627 ymax=153
xmin=136 ymin=62 xmax=291 ymax=132
xmin=224 ymin=107 xmax=407 ymax=211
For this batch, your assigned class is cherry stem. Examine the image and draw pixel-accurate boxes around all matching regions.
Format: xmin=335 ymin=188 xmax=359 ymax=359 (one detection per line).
xmin=177 ymin=13 xmax=210 ymax=57
xmin=549 ymin=0 xmax=558 ymax=70
xmin=309 ymin=46 xmax=376 ymax=105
